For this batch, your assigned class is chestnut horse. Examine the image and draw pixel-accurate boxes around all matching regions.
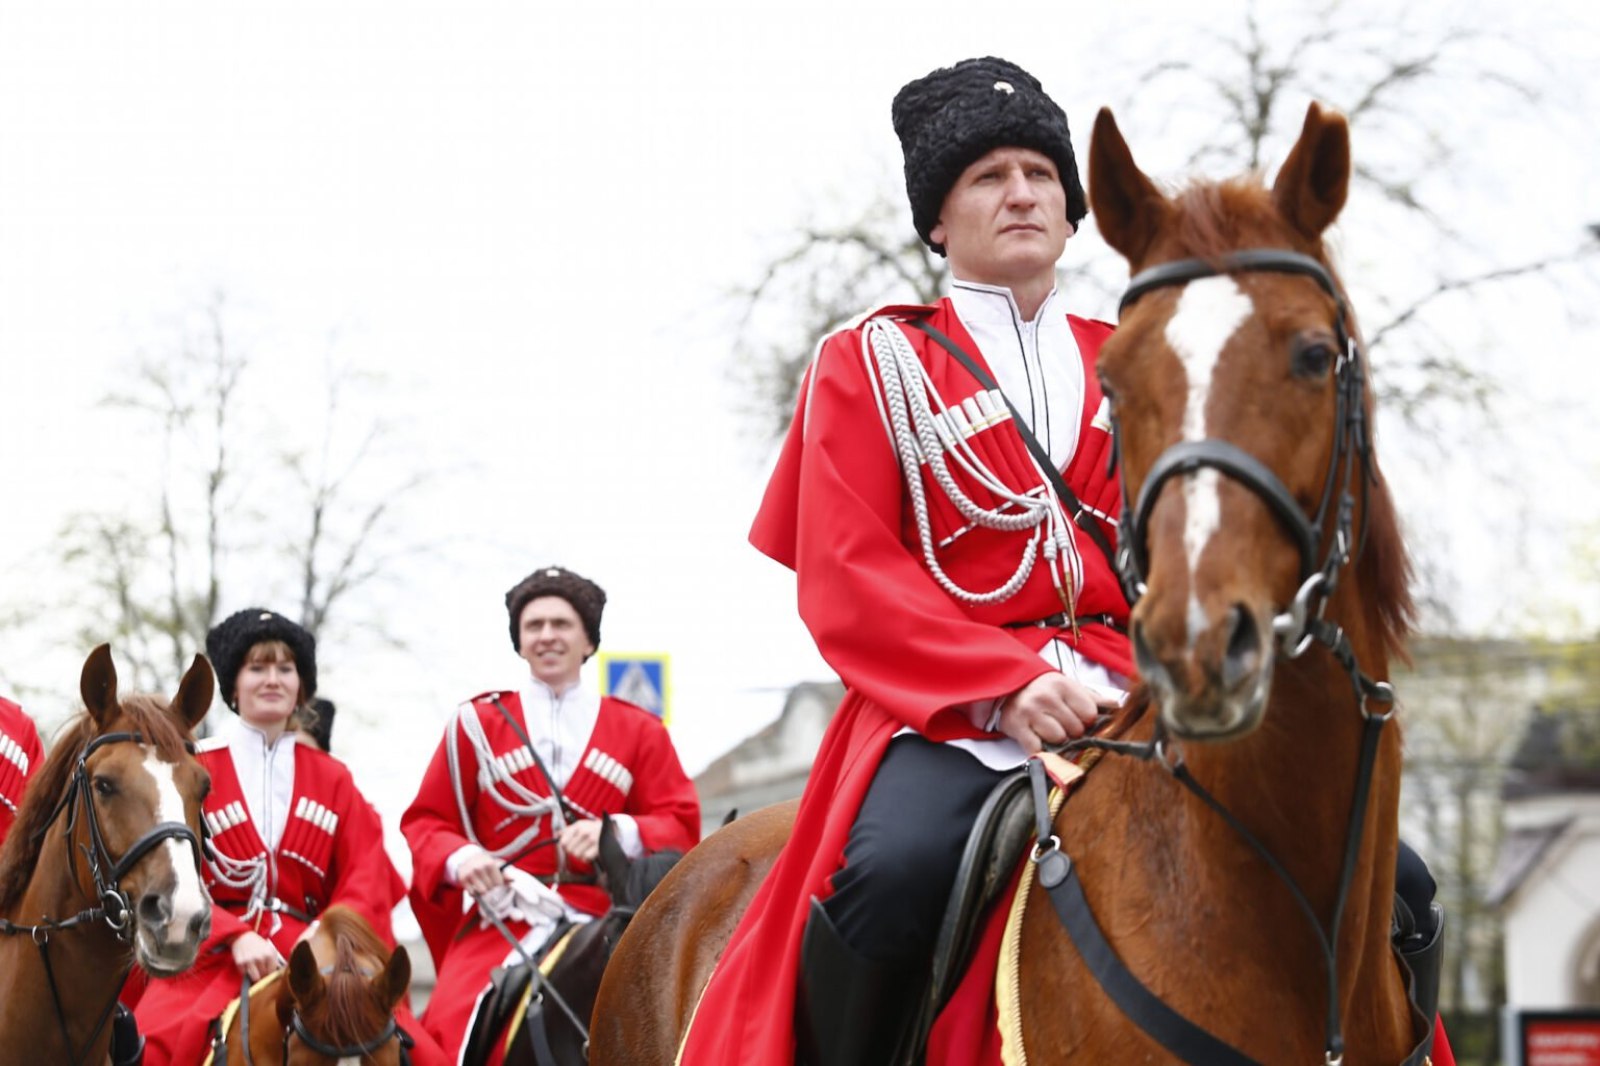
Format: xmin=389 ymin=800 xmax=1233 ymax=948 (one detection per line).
xmin=209 ymin=903 xmax=413 ymax=1066
xmin=0 ymin=645 xmax=214 ymax=1064
xmin=590 ymin=101 xmax=1430 ymax=1065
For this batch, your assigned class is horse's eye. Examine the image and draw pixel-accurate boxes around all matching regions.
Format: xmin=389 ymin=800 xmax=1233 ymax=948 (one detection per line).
xmin=93 ymin=776 xmax=116 ymax=798
xmin=1291 ymin=334 xmax=1337 ymax=379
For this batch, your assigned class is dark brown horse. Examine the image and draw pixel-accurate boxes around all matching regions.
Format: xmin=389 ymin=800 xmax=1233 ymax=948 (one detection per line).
xmin=0 ymin=645 xmax=215 ymax=1064
xmin=211 ymin=903 xmax=412 ymax=1066
xmin=590 ymin=101 xmax=1430 ymax=1065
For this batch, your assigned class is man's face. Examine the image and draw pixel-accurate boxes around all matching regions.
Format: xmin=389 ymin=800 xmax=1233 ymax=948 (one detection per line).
xmin=930 ymin=146 xmax=1069 ymax=290
xmin=518 ymin=595 xmax=594 ymax=689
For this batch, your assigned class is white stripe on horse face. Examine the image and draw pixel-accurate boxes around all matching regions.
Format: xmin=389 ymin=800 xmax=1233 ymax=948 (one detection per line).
xmin=1164 ymin=276 xmax=1253 ymax=646
xmin=142 ymin=747 xmax=209 ymax=935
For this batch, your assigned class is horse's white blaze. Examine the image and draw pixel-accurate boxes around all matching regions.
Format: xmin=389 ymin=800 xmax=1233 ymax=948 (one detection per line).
xmin=1166 ymin=277 xmax=1253 ymax=647
xmin=142 ymin=748 xmax=208 ymax=939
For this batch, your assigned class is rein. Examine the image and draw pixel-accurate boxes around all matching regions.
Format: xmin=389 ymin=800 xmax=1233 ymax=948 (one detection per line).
xmin=0 ymin=731 xmax=208 ymax=1066
xmin=1031 ymin=250 xmax=1427 ymax=1066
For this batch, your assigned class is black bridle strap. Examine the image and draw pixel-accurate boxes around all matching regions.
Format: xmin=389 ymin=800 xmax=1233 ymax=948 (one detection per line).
xmin=489 ymin=697 xmax=582 ymax=885
xmin=906 ymin=317 xmax=1121 ymax=575
xmin=288 ymin=1008 xmax=409 ymax=1060
xmin=1128 ymin=439 xmax=1319 ymax=585
xmin=1120 ymin=249 xmax=1349 ymax=317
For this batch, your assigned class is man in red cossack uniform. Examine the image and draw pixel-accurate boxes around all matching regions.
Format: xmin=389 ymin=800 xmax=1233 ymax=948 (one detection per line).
xmin=132 ymin=609 xmax=444 ymax=1066
xmin=674 ymin=55 xmax=1453 ymax=1066
xmin=403 ymin=566 xmax=700 ymax=1062
xmin=0 ymin=695 xmax=44 ymax=846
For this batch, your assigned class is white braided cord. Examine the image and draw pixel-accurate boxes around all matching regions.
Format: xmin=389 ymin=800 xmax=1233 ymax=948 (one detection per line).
xmin=864 ymin=318 xmax=1083 ymax=607
xmin=445 ymin=701 xmax=566 ymax=862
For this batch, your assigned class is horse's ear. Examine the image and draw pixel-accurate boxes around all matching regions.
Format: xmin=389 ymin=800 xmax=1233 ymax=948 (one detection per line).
xmin=1088 ymin=106 xmax=1170 ymax=267
xmin=1271 ymin=101 xmax=1350 ymax=242
xmin=273 ymin=968 xmax=298 ymax=1029
xmin=81 ymin=644 xmax=119 ymax=728
xmin=287 ymin=940 xmax=324 ymax=1010
xmin=172 ymin=655 xmax=215 ymax=733
xmin=597 ymin=815 xmax=629 ymax=896
xmin=374 ymin=945 xmax=412 ymax=1013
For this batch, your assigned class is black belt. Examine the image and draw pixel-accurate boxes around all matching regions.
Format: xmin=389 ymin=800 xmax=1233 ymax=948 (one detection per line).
xmin=1005 ymin=612 xmax=1124 ymax=632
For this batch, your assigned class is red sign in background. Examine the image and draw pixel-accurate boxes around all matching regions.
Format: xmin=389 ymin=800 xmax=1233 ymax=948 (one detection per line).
xmin=1525 ymin=1015 xmax=1600 ymax=1066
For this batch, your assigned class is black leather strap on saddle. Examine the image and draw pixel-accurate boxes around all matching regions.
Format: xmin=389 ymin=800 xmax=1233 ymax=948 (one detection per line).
xmin=906 ymin=317 xmax=1120 ymax=575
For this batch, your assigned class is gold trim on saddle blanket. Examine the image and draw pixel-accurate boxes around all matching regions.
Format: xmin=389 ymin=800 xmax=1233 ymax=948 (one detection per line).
xmin=201 ymin=969 xmax=286 ymax=1066
xmin=997 ymin=753 xmax=1084 ymax=1066
xmin=503 ymin=922 xmax=583 ymax=1057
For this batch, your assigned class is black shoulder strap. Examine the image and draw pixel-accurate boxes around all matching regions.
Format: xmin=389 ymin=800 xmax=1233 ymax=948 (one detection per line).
xmin=906 ymin=318 xmax=1119 ymax=573
xmin=488 ymin=696 xmax=574 ymax=824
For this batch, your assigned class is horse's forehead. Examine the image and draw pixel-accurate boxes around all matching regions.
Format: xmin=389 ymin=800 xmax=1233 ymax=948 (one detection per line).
xmin=1163 ymin=276 xmax=1254 ymax=436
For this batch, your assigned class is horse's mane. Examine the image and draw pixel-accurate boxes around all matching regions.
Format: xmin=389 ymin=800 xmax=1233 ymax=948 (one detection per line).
xmin=318 ymin=905 xmax=395 ymax=1045
xmin=0 ymin=695 xmax=192 ymax=912
xmin=1163 ymin=175 xmax=1417 ymax=662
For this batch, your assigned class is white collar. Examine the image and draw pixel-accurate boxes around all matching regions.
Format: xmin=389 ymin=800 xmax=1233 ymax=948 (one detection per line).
xmin=949 ymin=277 xmax=1060 ymax=327
xmin=225 ymin=714 xmax=297 ymax=753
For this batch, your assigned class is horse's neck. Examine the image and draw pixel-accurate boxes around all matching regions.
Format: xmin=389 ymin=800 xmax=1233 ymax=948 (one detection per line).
xmin=1 ymin=826 xmax=129 ymax=1061
xmin=1079 ymin=615 xmax=1402 ymax=970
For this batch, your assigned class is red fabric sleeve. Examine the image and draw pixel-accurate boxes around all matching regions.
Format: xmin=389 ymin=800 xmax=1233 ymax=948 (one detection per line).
xmin=322 ymin=770 xmax=402 ymax=944
xmin=620 ymin=713 xmax=701 ymax=854
xmin=751 ymin=331 xmax=1053 ymax=737
xmin=401 ymin=720 xmax=475 ymax=967
xmin=401 ymin=720 xmax=477 ymax=903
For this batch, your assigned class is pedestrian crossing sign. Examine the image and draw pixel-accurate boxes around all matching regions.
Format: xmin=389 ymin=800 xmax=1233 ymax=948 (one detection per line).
xmin=597 ymin=652 xmax=671 ymax=725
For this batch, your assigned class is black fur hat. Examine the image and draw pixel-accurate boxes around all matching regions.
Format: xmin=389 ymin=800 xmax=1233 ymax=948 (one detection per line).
xmin=504 ymin=566 xmax=606 ymax=654
xmin=891 ymin=56 xmax=1086 ymax=255
xmin=205 ymin=608 xmax=318 ymax=710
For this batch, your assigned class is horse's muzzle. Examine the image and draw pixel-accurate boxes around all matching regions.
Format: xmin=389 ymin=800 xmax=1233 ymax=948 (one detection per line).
xmin=1134 ymin=602 xmax=1273 ymax=739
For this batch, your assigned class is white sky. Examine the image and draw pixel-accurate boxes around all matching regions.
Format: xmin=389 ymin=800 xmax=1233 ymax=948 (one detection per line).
xmin=2 ymin=0 xmax=1598 ymax=901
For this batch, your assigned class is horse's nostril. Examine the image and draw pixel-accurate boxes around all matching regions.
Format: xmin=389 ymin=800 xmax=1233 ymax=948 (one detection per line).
xmin=137 ymin=893 xmax=172 ymax=929
xmin=1220 ymin=605 xmax=1261 ymax=691
xmin=190 ymin=907 xmax=210 ymax=942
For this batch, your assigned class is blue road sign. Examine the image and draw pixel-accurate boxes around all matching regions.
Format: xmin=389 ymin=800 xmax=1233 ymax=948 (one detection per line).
xmin=597 ymin=652 xmax=671 ymax=724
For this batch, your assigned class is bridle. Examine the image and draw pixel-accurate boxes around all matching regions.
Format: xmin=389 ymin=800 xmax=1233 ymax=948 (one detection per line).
xmin=0 ymin=731 xmax=209 ymax=1066
xmin=1114 ymin=249 xmax=1373 ymax=659
xmin=1030 ymin=250 xmax=1432 ymax=1066
xmin=220 ymin=968 xmax=415 ymax=1066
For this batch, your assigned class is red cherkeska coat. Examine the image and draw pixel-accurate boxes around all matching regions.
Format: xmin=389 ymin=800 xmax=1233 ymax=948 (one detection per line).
xmin=403 ymin=691 xmax=700 ymax=1061
xmin=132 ymin=738 xmax=442 ymax=1066
xmin=676 ymin=299 xmax=1132 ymax=1065
xmin=0 ymin=697 xmax=43 ymax=846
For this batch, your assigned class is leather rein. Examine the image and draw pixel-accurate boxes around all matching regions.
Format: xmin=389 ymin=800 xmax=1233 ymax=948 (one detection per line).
xmin=0 ymin=731 xmax=209 ymax=1066
xmin=1033 ymin=250 xmax=1430 ymax=1066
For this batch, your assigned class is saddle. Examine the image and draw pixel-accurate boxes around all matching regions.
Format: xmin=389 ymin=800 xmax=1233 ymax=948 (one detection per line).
xmin=460 ymin=920 xmax=578 ymax=1066
xmin=901 ymin=768 xmax=1036 ymax=1065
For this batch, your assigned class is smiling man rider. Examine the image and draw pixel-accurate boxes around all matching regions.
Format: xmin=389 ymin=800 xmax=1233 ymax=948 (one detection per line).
xmin=402 ymin=565 xmax=700 ymax=1062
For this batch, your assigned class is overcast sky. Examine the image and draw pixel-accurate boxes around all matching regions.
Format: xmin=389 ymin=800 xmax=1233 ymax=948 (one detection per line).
xmin=3 ymin=0 xmax=1597 ymax=904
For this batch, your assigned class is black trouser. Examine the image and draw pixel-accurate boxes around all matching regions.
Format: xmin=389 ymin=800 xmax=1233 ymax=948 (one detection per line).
xmin=822 ymin=734 xmax=1006 ymax=966
xmin=823 ymin=733 xmax=1443 ymax=964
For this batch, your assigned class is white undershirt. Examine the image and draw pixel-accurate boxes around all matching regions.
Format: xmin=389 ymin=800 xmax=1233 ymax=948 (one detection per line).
xmin=222 ymin=715 xmax=297 ymax=851
xmin=517 ymin=674 xmax=601 ymax=789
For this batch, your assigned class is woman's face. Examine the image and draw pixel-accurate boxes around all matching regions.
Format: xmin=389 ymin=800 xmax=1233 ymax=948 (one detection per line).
xmin=235 ymin=642 xmax=301 ymax=731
